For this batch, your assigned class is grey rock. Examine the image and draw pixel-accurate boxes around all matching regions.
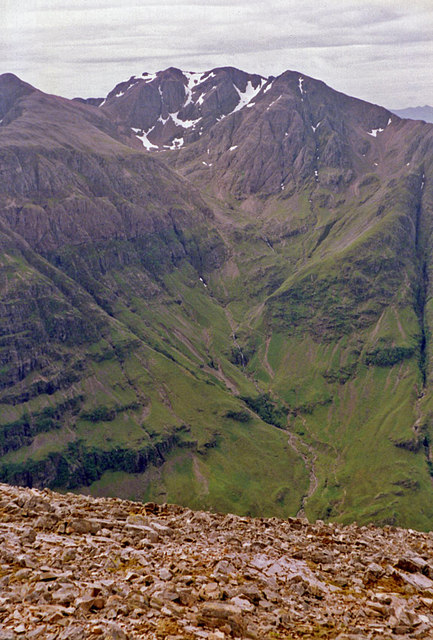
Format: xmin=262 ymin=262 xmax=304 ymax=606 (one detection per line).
xmin=58 ymin=627 xmax=86 ymax=640
xmin=159 ymin=567 xmax=172 ymax=581
xmin=103 ymin=623 xmax=129 ymax=639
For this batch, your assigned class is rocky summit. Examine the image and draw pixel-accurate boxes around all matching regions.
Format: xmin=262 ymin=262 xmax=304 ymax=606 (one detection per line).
xmin=3 ymin=484 xmax=433 ymax=639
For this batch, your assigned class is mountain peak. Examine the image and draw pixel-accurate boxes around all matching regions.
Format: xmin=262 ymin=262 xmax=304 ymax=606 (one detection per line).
xmin=95 ymin=65 xmax=269 ymax=150
xmin=94 ymin=65 xmax=395 ymax=172
xmin=0 ymin=73 xmax=36 ymax=94
xmin=93 ymin=64 xmax=398 ymax=198
xmin=0 ymin=73 xmax=37 ymax=122
xmin=391 ymin=104 xmax=433 ymax=124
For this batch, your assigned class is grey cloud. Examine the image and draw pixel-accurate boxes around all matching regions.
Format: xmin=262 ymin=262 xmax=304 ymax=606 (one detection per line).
xmin=2 ymin=0 xmax=432 ymax=108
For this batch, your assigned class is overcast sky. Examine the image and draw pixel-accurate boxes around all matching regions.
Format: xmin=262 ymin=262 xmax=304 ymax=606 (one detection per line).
xmin=2 ymin=0 xmax=432 ymax=109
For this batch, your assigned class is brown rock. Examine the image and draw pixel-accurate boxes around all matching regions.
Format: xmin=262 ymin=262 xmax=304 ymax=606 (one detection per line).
xmin=2 ymin=483 xmax=433 ymax=640
xmin=395 ymin=556 xmax=427 ymax=573
xmin=159 ymin=567 xmax=172 ymax=581
xmin=20 ymin=528 xmax=36 ymax=544
xmin=103 ymin=623 xmax=129 ymax=640
xmin=393 ymin=568 xmax=433 ymax=592
xmin=67 ymin=519 xmax=100 ymax=535
xmin=199 ymin=582 xmax=221 ymax=600
xmin=363 ymin=562 xmax=384 ymax=584
xmin=198 ymin=601 xmax=244 ymax=634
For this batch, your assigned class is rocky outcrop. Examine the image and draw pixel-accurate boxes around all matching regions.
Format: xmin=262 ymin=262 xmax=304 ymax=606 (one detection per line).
xmin=2 ymin=483 xmax=433 ymax=638
xmin=0 ymin=430 xmax=189 ymax=490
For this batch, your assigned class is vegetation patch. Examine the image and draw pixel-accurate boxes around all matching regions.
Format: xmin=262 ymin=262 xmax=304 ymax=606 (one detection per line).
xmin=323 ymin=362 xmax=357 ymax=384
xmin=0 ymin=431 xmax=186 ymax=490
xmin=0 ymin=396 xmax=84 ymax=456
xmin=364 ymin=346 xmax=414 ymax=367
xmin=224 ymin=410 xmax=251 ymax=423
xmin=241 ymin=394 xmax=287 ymax=429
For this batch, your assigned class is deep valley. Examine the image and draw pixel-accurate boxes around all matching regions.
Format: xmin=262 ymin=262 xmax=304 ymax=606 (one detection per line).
xmin=1 ymin=66 xmax=433 ymax=529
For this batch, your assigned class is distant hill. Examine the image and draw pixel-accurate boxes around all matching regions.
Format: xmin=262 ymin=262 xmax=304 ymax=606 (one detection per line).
xmin=391 ymin=105 xmax=433 ymax=123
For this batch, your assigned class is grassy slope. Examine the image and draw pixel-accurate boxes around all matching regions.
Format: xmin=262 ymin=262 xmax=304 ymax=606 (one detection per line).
xmin=195 ymin=159 xmax=433 ymax=529
xmin=0 ymin=85 xmax=308 ymax=520
xmin=65 ymin=152 xmax=433 ymax=529
xmin=2 ymin=157 xmax=433 ymax=527
xmin=0 ymin=237 xmax=308 ymax=519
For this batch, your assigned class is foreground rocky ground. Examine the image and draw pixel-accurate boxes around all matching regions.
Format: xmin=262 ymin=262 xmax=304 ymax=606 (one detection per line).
xmin=2 ymin=485 xmax=433 ymax=638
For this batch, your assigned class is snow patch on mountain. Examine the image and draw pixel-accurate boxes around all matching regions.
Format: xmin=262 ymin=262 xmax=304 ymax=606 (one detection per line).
xmin=100 ymin=77 xmax=138 ymax=106
xmin=183 ymin=71 xmax=206 ymax=106
xmin=298 ymin=77 xmax=304 ymax=95
xmin=170 ymin=112 xmax=201 ymax=129
xmin=368 ymin=119 xmax=391 ymax=137
xmin=367 ymin=128 xmax=384 ymax=137
xmin=267 ymin=96 xmax=282 ymax=111
xmin=197 ymin=92 xmax=207 ymax=106
xmin=131 ymin=127 xmax=158 ymax=150
xmin=142 ymin=72 xmax=157 ymax=84
xmin=232 ymin=79 xmax=266 ymax=114
xmin=166 ymin=137 xmax=184 ymax=150
xmin=202 ymin=71 xmax=216 ymax=82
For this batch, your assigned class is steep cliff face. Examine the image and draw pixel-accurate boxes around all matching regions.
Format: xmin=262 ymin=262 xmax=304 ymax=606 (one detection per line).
xmin=1 ymin=69 xmax=433 ymax=528
xmin=0 ymin=74 xmax=219 ymax=251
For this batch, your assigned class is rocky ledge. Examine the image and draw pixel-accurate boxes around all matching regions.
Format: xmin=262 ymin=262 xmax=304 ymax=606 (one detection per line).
xmin=1 ymin=485 xmax=433 ymax=639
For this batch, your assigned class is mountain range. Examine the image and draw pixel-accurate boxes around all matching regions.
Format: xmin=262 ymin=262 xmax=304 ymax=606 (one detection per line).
xmin=390 ymin=105 xmax=433 ymax=124
xmin=0 ymin=66 xmax=433 ymax=530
